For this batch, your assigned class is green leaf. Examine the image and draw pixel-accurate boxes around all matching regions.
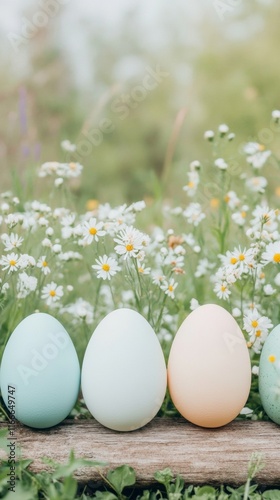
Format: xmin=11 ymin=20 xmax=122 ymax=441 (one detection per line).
xmin=51 ymin=449 xmax=106 ymax=479
xmin=61 ymin=475 xmax=78 ymax=499
xmin=195 ymin=486 xmax=216 ymax=500
xmin=263 ymin=491 xmax=280 ymax=500
xmin=154 ymin=467 xmax=174 ymax=485
xmin=0 ymin=427 xmax=8 ymax=454
xmin=2 ymin=482 xmax=36 ymax=500
xmin=106 ymin=464 xmax=136 ymax=495
xmin=94 ymin=492 xmax=118 ymax=500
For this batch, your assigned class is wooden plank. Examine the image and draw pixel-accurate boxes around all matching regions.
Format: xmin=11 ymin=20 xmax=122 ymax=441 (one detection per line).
xmin=1 ymin=418 xmax=280 ymax=486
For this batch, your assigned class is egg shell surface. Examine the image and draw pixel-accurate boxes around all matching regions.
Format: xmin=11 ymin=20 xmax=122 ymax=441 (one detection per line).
xmin=168 ymin=304 xmax=251 ymax=428
xmin=0 ymin=313 xmax=80 ymax=428
xmin=81 ymin=308 xmax=167 ymax=431
xmin=259 ymin=324 xmax=280 ymax=425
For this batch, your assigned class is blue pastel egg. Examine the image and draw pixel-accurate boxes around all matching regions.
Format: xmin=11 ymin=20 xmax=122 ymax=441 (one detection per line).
xmin=259 ymin=324 xmax=280 ymax=425
xmin=0 ymin=313 xmax=80 ymax=428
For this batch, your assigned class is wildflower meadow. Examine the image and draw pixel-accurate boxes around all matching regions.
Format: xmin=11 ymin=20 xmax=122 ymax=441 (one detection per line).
xmin=1 ymin=111 xmax=280 ymax=499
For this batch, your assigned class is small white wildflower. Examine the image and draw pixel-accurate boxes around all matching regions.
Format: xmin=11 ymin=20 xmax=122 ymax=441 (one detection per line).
xmin=218 ymin=124 xmax=229 ymax=135
xmin=204 ymin=130 xmax=214 ymax=141
xmin=272 ymin=110 xmax=280 ymax=122
xmin=232 ymin=307 xmax=241 ymax=318
xmin=274 ymin=273 xmax=280 ymax=286
xmin=17 ymin=272 xmax=37 ymax=299
xmin=239 ymin=407 xmax=253 ymax=416
xmin=214 ymin=281 xmax=231 ymax=300
xmin=1 ymin=233 xmax=24 ymax=251
xmin=41 ymin=282 xmax=64 ymax=306
xmin=262 ymin=242 xmax=280 ymax=265
xmin=42 ymin=238 xmax=52 ymax=247
xmin=183 ymin=203 xmax=205 ymax=227
xmin=0 ymin=253 xmax=21 ymax=273
xmin=224 ymin=191 xmax=240 ymax=210
xmin=52 ymin=243 xmax=62 ymax=254
xmin=55 ymin=177 xmax=64 ymax=187
xmin=252 ymin=366 xmax=259 ymax=376
xmin=160 ymin=278 xmax=178 ymax=299
xmin=190 ymin=298 xmax=199 ymax=310
xmin=61 ymin=139 xmax=76 ymax=152
xmin=114 ymin=226 xmax=146 ymax=259
xmin=92 ymin=255 xmax=120 ymax=280
xmin=232 ymin=206 xmax=248 ymax=227
xmin=37 ymin=256 xmax=51 ymax=275
xmin=190 ymin=160 xmax=201 ymax=171
xmin=227 ymin=132 xmax=235 ymax=141
xmin=246 ymin=176 xmax=267 ymax=194
xmin=263 ymin=284 xmax=275 ymax=296
xmin=215 ymin=158 xmax=228 ymax=170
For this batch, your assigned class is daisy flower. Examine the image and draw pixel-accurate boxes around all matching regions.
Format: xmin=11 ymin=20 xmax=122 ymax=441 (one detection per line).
xmin=262 ymin=241 xmax=280 ymax=265
xmin=37 ymin=256 xmax=51 ymax=275
xmin=41 ymin=282 xmax=64 ymax=306
xmin=17 ymin=273 xmax=37 ymax=299
xmin=82 ymin=217 xmax=106 ymax=244
xmin=0 ymin=253 xmax=21 ymax=273
xmin=224 ymin=191 xmax=240 ymax=210
xmin=230 ymin=246 xmax=256 ymax=273
xmin=183 ymin=171 xmax=199 ymax=197
xmin=114 ymin=226 xmax=145 ymax=259
xmin=215 ymin=158 xmax=228 ymax=170
xmin=243 ymin=308 xmax=273 ymax=352
xmin=232 ymin=206 xmax=249 ymax=227
xmin=214 ymin=281 xmax=231 ymax=300
xmin=92 ymin=255 xmax=120 ymax=280
xmin=246 ymin=176 xmax=267 ymax=194
xmin=160 ymin=278 xmax=178 ymax=299
xmin=1 ymin=233 xmax=24 ymax=251
xmin=183 ymin=203 xmax=205 ymax=227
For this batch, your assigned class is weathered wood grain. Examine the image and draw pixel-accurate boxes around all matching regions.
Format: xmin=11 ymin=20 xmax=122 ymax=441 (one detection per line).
xmin=1 ymin=418 xmax=280 ymax=486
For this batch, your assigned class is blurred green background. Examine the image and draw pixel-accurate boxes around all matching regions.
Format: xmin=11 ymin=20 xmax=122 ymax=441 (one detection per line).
xmin=0 ymin=0 xmax=280 ymax=208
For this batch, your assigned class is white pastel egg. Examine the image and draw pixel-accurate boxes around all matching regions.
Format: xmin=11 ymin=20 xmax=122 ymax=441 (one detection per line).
xmin=81 ymin=308 xmax=167 ymax=431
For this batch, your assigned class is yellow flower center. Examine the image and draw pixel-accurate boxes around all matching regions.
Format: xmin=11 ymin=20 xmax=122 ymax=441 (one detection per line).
xmin=9 ymin=260 xmax=16 ymax=266
xmin=224 ymin=195 xmax=230 ymax=203
xmin=251 ymin=320 xmax=258 ymax=328
xmin=259 ymin=272 xmax=265 ymax=279
xmin=89 ymin=227 xmax=97 ymax=235
xmin=138 ymin=267 xmax=144 ymax=273
xmin=168 ymin=285 xmax=174 ymax=292
xmin=221 ymin=285 xmax=227 ymax=292
xmin=273 ymin=253 xmax=280 ymax=263
xmin=102 ymin=263 xmax=110 ymax=272
xmin=241 ymin=211 xmax=247 ymax=218
xmin=86 ymin=199 xmax=99 ymax=211
xmin=188 ymin=181 xmax=195 ymax=188
xmin=69 ymin=162 xmax=77 ymax=170
xmin=49 ymin=290 xmax=56 ymax=297
xmin=268 ymin=355 xmax=276 ymax=363
xmin=239 ymin=254 xmax=245 ymax=261
xmin=230 ymin=257 xmax=237 ymax=265
xmin=126 ymin=244 xmax=134 ymax=252
xmin=258 ymin=144 xmax=265 ymax=151
xmin=42 ymin=261 xmax=48 ymax=267
xmin=275 ymin=187 xmax=280 ymax=197
xmin=210 ymin=198 xmax=219 ymax=208
xmin=255 ymin=330 xmax=262 ymax=338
